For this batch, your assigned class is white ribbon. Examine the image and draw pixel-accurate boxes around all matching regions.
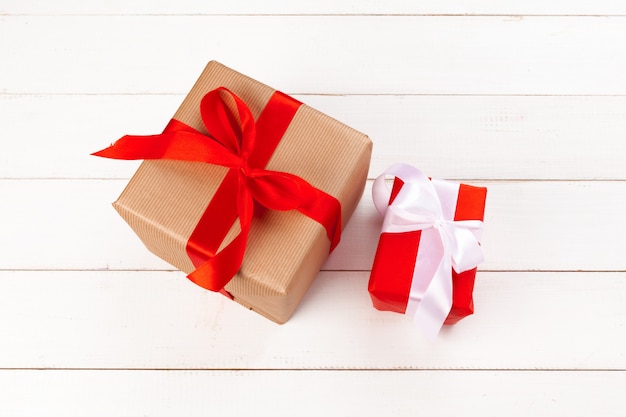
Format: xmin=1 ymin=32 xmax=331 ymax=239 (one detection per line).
xmin=372 ymin=163 xmax=484 ymax=340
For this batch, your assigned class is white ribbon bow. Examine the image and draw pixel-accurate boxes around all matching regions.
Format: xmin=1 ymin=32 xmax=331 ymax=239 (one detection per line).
xmin=372 ymin=163 xmax=484 ymax=340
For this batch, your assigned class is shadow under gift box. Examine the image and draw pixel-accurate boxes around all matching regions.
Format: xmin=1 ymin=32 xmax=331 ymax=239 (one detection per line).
xmin=112 ymin=61 xmax=372 ymax=323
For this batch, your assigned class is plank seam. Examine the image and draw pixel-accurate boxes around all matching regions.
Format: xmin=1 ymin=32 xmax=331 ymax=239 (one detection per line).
xmin=1 ymin=269 xmax=625 ymax=273
xmin=6 ymin=93 xmax=626 ymax=98
xmin=0 ymin=368 xmax=623 ymax=372
xmin=1 ymin=14 xmax=624 ymax=18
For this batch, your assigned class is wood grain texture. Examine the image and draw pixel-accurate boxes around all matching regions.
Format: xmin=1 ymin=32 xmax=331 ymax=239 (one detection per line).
xmin=3 ymin=16 xmax=626 ymax=95
xmin=0 ymin=179 xmax=624 ymax=271
xmin=3 ymin=94 xmax=626 ymax=180
xmin=3 ymin=0 xmax=626 ymax=15
xmin=1 ymin=270 xmax=624 ymax=370
xmin=1 ymin=370 xmax=624 ymax=417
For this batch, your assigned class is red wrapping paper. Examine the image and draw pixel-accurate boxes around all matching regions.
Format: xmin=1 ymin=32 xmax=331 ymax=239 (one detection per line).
xmin=369 ymin=176 xmax=487 ymax=325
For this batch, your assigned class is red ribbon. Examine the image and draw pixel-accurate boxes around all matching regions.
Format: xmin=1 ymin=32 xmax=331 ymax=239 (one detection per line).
xmin=94 ymin=87 xmax=342 ymax=292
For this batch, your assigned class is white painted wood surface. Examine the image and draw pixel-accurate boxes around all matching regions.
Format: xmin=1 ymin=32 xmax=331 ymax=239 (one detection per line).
xmin=2 ymin=1 xmax=626 ymax=415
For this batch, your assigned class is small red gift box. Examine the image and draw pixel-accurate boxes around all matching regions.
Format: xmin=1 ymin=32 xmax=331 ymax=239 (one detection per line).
xmin=368 ymin=163 xmax=487 ymax=338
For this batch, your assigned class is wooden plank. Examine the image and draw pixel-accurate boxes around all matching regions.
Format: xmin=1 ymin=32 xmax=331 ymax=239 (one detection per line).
xmin=1 ymin=270 xmax=624 ymax=370
xmin=3 ymin=0 xmax=626 ymax=16
xmin=3 ymin=16 xmax=626 ymax=95
xmin=1 ymin=5 xmax=622 ymax=416
xmin=3 ymin=94 xmax=626 ymax=181
xmin=1 ymin=370 xmax=625 ymax=417
xmin=0 ymin=179 xmax=624 ymax=271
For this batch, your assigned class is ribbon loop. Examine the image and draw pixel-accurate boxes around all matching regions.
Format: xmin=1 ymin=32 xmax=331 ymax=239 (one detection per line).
xmin=373 ymin=163 xmax=485 ymax=339
xmin=94 ymin=87 xmax=342 ymax=292
xmin=200 ymin=87 xmax=255 ymax=155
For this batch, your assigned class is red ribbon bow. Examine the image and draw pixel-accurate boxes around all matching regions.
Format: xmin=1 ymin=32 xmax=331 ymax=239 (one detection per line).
xmin=94 ymin=87 xmax=342 ymax=292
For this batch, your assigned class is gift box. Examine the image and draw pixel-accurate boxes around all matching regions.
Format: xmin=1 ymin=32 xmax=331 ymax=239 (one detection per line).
xmin=368 ymin=164 xmax=486 ymax=338
xmin=95 ymin=61 xmax=372 ymax=323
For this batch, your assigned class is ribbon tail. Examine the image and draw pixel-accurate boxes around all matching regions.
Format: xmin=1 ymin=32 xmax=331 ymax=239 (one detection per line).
xmin=446 ymin=222 xmax=485 ymax=273
xmin=188 ymin=182 xmax=255 ymax=292
xmin=92 ymin=130 xmax=243 ymax=167
xmin=412 ymin=256 xmax=454 ymax=341
xmin=297 ymin=186 xmax=342 ymax=252
xmin=187 ymin=229 xmax=249 ymax=291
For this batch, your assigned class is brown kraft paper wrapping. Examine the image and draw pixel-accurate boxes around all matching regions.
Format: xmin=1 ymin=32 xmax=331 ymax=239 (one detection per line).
xmin=113 ymin=61 xmax=372 ymax=323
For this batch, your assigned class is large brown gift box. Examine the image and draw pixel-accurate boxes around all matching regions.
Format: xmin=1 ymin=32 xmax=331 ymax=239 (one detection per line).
xmin=112 ymin=61 xmax=372 ymax=323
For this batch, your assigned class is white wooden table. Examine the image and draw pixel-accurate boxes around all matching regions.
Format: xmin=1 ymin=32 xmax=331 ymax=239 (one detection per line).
xmin=2 ymin=2 xmax=626 ymax=415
